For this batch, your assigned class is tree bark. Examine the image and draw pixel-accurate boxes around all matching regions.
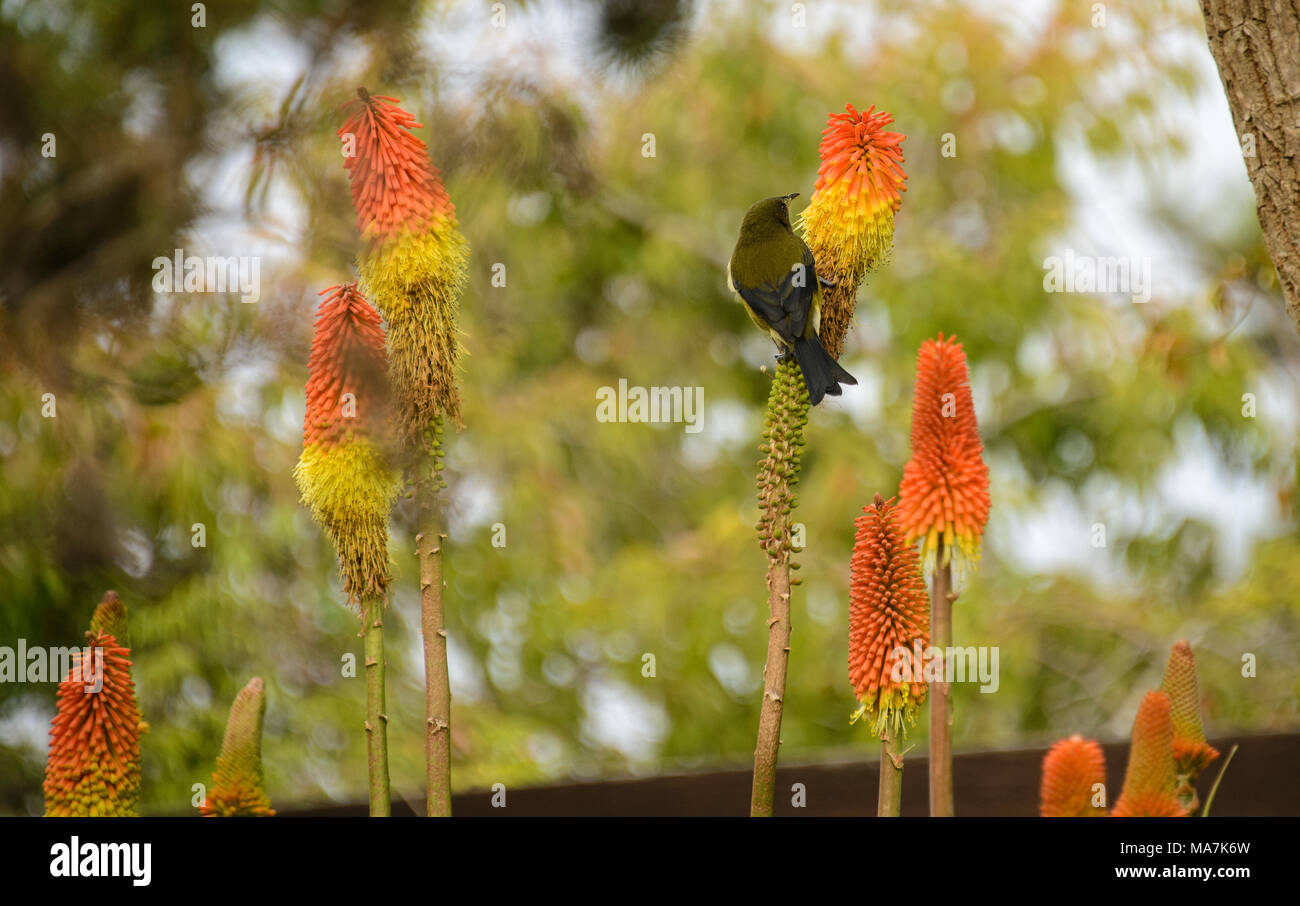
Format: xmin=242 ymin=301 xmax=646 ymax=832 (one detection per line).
xmin=1201 ymin=1 xmax=1300 ymax=329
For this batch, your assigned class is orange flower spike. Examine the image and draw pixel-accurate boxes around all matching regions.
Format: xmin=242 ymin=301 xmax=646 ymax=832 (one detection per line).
xmin=302 ymin=283 xmax=390 ymax=449
xmin=848 ymin=493 xmax=930 ymax=738
xmin=1040 ymin=735 xmax=1107 ymax=817
xmin=1160 ymin=641 xmax=1220 ymax=780
xmin=800 ymin=104 xmax=907 ymax=280
xmin=294 ymin=282 xmax=400 ymax=605
xmin=897 ymin=334 xmax=990 ymax=581
xmin=339 ymin=90 xmax=455 ymax=242
xmin=1112 ymin=691 xmax=1187 ymax=817
xmin=43 ymin=630 xmax=143 ymax=817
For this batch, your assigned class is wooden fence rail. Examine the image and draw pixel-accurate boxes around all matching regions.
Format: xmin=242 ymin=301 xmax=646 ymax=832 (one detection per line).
xmin=275 ymin=731 xmax=1298 ymax=817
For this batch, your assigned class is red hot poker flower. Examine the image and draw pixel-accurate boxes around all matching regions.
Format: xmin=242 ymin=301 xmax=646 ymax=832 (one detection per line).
xmin=294 ymin=282 xmax=399 ymax=605
xmin=44 ymin=631 xmax=143 ymax=816
xmin=848 ymin=493 xmax=930 ymax=737
xmin=897 ymin=334 xmax=990 ymax=580
xmin=339 ymin=89 xmax=457 ymax=242
xmin=302 ymin=282 xmax=391 ymax=449
xmin=801 ymin=104 xmax=907 ymax=277
xmin=343 ymin=87 xmax=469 ymax=436
xmin=799 ymin=103 xmax=907 ymax=358
xmin=1040 ymin=734 xmax=1107 ymax=817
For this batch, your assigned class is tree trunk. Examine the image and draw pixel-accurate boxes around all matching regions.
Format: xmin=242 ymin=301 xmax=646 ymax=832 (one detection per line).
xmin=1200 ymin=1 xmax=1300 ymax=329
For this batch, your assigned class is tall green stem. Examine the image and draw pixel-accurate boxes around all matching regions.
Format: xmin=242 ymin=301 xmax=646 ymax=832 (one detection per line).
xmin=418 ymin=418 xmax=452 ymax=817
xmin=878 ymin=730 xmax=903 ymax=817
xmin=362 ymin=596 xmax=390 ymax=816
xmin=750 ymin=360 xmax=809 ymax=817
xmin=929 ymin=541 xmax=954 ymax=816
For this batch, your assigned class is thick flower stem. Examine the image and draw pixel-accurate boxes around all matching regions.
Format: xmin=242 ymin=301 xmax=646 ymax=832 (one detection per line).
xmin=750 ymin=360 xmax=809 ymax=817
xmin=878 ymin=730 xmax=903 ymax=817
xmin=929 ymin=540 xmax=954 ymax=817
xmin=418 ymin=419 xmax=452 ymax=817
xmin=361 ymin=596 xmax=390 ymax=817
xmin=751 ymin=553 xmax=793 ymax=817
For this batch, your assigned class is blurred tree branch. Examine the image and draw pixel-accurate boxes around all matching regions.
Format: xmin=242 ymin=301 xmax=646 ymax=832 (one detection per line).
xmin=1200 ymin=1 xmax=1300 ymax=332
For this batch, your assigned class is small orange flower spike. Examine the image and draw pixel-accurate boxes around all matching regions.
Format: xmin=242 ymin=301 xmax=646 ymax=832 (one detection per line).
xmin=897 ymin=334 xmax=990 ymax=582
xmin=1160 ymin=641 xmax=1220 ymax=780
xmin=848 ymin=493 xmax=930 ymax=737
xmin=1040 ymin=735 xmax=1107 ymax=816
xmin=44 ymin=623 xmax=143 ymax=817
xmin=1112 ymin=691 xmax=1186 ymax=817
xmin=301 ymin=282 xmax=391 ymax=449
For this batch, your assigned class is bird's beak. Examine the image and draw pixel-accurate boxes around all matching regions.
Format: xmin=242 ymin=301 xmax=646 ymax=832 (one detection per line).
xmin=784 ymin=193 xmax=800 ymax=201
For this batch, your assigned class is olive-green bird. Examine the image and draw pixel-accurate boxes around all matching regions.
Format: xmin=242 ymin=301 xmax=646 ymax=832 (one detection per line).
xmin=727 ymin=193 xmax=857 ymax=405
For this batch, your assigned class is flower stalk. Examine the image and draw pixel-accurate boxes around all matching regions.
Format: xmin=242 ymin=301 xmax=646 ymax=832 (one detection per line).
xmin=750 ymin=359 xmax=808 ymax=816
xmin=361 ymin=597 xmax=390 ymax=816
xmin=418 ymin=417 xmax=452 ymax=817
xmin=341 ymin=89 xmax=468 ymax=816
xmin=878 ymin=730 xmax=904 ymax=817
xmin=748 ymin=104 xmax=907 ymax=817
xmin=929 ymin=542 xmax=954 ymax=816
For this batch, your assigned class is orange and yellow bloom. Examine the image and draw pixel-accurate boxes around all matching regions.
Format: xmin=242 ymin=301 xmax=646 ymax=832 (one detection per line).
xmin=1039 ymin=734 xmax=1107 ymax=817
xmin=340 ymin=89 xmax=468 ymax=438
xmin=799 ymin=104 xmax=906 ymax=357
xmin=43 ymin=596 xmax=143 ymax=817
xmin=294 ymin=282 xmax=399 ymax=604
xmin=848 ymin=493 xmax=930 ymax=737
xmin=801 ymin=103 xmax=906 ymax=276
xmin=897 ymin=334 xmax=990 ymax=580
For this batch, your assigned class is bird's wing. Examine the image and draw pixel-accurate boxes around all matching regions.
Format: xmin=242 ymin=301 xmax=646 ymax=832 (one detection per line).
xmin=731 ymin=249 xmax=818 ymax=345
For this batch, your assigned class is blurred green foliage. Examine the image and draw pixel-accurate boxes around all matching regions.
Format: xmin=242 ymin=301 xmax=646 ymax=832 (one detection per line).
xmin=1 ymin=0 xmax=1297 ymax=815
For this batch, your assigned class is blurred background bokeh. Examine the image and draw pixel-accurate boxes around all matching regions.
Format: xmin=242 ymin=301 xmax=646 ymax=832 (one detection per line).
xmin=2 ymin=0 xmax=1297 ymax=815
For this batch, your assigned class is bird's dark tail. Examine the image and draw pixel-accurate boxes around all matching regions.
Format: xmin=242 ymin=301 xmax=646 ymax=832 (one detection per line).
xmin=791 ymin=333 xmax=857 ymax=406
